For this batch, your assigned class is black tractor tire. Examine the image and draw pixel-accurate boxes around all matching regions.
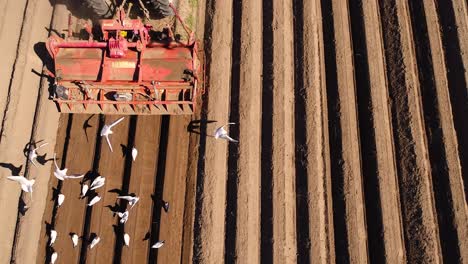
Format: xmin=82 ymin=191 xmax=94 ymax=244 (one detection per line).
xmin=146 ymin=0 xmax=174 ymax=18
xmin=83 ymin=0 xmax=113 ymax=18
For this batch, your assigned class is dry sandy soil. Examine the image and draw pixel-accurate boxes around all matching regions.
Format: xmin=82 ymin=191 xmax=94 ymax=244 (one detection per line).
xmin=0 ymin=0 xmax=467 ymax=263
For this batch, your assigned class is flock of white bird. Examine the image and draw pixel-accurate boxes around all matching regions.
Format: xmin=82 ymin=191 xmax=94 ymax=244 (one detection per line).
xmin=7 ymin=117 xmax=237 ymax=264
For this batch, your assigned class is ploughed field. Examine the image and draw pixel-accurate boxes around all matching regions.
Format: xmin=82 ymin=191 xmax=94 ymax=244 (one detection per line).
xmin=2 ymin=0 xmax=467 ymax=263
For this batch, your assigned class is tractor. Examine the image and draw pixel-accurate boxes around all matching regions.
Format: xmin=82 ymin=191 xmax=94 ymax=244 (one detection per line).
xmin=45 ymin=0 xmax=204 ymax=115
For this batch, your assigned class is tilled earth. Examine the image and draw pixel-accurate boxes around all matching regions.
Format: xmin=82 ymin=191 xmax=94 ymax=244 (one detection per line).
xmin=1 ymin=0 xmax=467 ymax=263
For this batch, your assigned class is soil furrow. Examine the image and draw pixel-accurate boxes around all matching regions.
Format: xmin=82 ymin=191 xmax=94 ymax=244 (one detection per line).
xmin=269 ymin=0 xmax=297 ymax=262
xmin=227 ymin=0 xmax=263 ymax=263
xmin=156 ymin=116 xmax=191 ymax=263
xmin=86 ymin=116 xmax=130 ymax=263
xmin=328 ymin=0 xmax=369 ymax=262
xmin=358 ymin=0 xmax=406 ymax=262
xmin=148 ymin=116 xmax=170 ymax=263
xmin=419 ymin=0 xmax=467 ymax=262
xmin=121 ymin=116 xmax=161 ymax=263
xmin=260 ymin=0 xmax=274 ymax=262
xmin=191 ymin=0 xmax=233 ymax=262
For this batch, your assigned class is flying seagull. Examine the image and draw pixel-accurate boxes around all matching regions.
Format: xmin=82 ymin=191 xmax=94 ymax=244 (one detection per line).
xmin=117 ymin=195 xmax=140 ymax=209
xmin=71 ymin=233 xmax=79 ymax=247
xmin=50 ymin=229 xmax=57 ymax=246
xmin=131 ymin=147 xmax=138 ymax=161
xmin=152 ymin=240 xmax=165 ymax=249
xmin=57 ymin=194 xmax=65 ymax=207
xmin=81 ymin=184 xmax=89 ymax=197
xmin=90 ymin=176 xmax=105 ymax=190
xmin=162 ymin=201 xmax=169 ymax=213
xmin=88 ymin=196 xmax=101 ymax=206
xmin=53 ymin=153 xmax=84 ymax=180
xmin=124 ymin=233 xmax=130 ymax=247
xmin=50 ymin=251 xmax=58 ymax=264
xmin=101 ymin=117 xmax=125 ymax=152
xmin=213 ymin=123 xmax=238 ymax=142
xmin=29 ymin=142 xmax=49 ymax=167
xmin=7 ymin=176 xmax=35 ymax=200
xmin=89 ymin=236 xmax=101 ymax=249
xmin=117 ymin=210 xmax=129 ymax=224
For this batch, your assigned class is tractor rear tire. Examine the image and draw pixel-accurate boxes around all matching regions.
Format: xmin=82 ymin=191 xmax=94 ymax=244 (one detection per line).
xmin=147 ymin=0 xmax=174 ymax=18
xmin=83 ymin=0 xmax=113 ymax=18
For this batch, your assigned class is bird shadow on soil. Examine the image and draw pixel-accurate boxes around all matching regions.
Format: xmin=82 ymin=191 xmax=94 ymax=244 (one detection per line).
xmin=187 ymin=119 xmax=217 ymax=135
xmin=51 ymin=187 xmax=60 ymax=202
xmin=83 ymin=115 xmax=95 ymax=142
xmin=143 ymin=231 xmax=151 ymax=241
xmin=18 ymin=197 xmax=28 ymax=216
xmin=106 ymin=202 xmax=123 ymax=215
xmin=120 ymin=144 xmax=130 ymax=158
xmin=0 ymin=163 xmax=23 ymax=175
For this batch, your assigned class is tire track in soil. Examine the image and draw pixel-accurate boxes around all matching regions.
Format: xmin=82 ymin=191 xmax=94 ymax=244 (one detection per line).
xmin=327 ymin=0 xmax=369 ymax=262
xmin=120 ymin=116 xmax=161 ymax=264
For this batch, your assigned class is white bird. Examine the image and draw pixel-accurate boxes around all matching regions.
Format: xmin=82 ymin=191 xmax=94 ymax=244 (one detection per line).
xmin=28 ymin=142 xmax=48 ymax=167
xmin=71 ymin=233 xmax=79 ymax=247
xmin=90 ymin=176 xmax=105 ymax=190
xmin=88 ymin=196 xmax=101 ymax=206
xmin=152 ymin=240 xmax=165 ymax=249
xmin=53 ymin=153 xmax=85 ymax=180
xmin=89 ymin=236 xmax=100 ymax=249
xmin=124 ymin=233 xmax=130 ymax=247
xmin=213 ymin=123 xmax=238 ymax=142
xmin=57 ymin=194 xmax=65 ymax=207
xmin=82 ymin=184 xmax=89 ymax=197
xmin=7 ymin=176 xmax=35 ymax=200
xmin=131 ymin=147 xmax=138 ymax=161
xmin=49 ymin=229 xmax=57 ymax=246
xmin=50 ymin=251 xmax=58 ymax=264
xmin=117 ymin=195 xmax=140 ymax=209
xmin=117 ymin=210 xmax=129 ymax=224
xmin=101 ymin=117 xmax=125 ymax=152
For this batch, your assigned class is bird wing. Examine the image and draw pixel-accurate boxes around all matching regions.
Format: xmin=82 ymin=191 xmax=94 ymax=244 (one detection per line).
xmin=117 ymin=196 xmax=132 ymax=201
xmin=37 ymin=142 xmax=49 ymax=149
xmin=66 ymin=174 xmax=84 ymax=179
xmin=53 ymin=153 xmax=60 ymax=171
xmin=105 ymin=135 xmax=113 ymax=152
xmin=7 ymin=176 xmax=28 ymax=185
xmin=109 ymin=117 xmax=125 ymax=128
xmin=223 ymin=135 xmax=239 ymax=143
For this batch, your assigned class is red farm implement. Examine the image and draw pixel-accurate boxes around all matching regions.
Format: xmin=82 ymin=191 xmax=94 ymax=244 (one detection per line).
xmin=46 ymin=3 xmax=204 ymax=115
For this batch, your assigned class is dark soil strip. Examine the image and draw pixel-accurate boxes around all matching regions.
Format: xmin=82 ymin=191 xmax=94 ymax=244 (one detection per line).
xmin=407 ymin=1 xmax=458 ymax=262
xmin=320 ymin=0 xmax=350 ymax=262
xmin=292 ymin=0 xmax=312 ymax=262
xmin=192 ymin=0 xmax=214 ymax=262
xmin=224 ymin=0 xmax=241 ymax=262
xmin=112 ymin=116 xmax=137 ymax=263
xmin=79 ymin=114 xmax=104 ymax=264
xmin=348 ymin=1 xmax=385 ymax=262
xmin=260 ymin=0 xmax=274 ymax=263
xmin=436 ymin=1 xmax=468 ymax=203
xmin=148 ymin=116 xmax=170 ymax=263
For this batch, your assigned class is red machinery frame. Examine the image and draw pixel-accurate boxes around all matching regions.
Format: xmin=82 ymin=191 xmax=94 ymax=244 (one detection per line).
xmin=46 ymin=3 xmax=203 ymax=115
